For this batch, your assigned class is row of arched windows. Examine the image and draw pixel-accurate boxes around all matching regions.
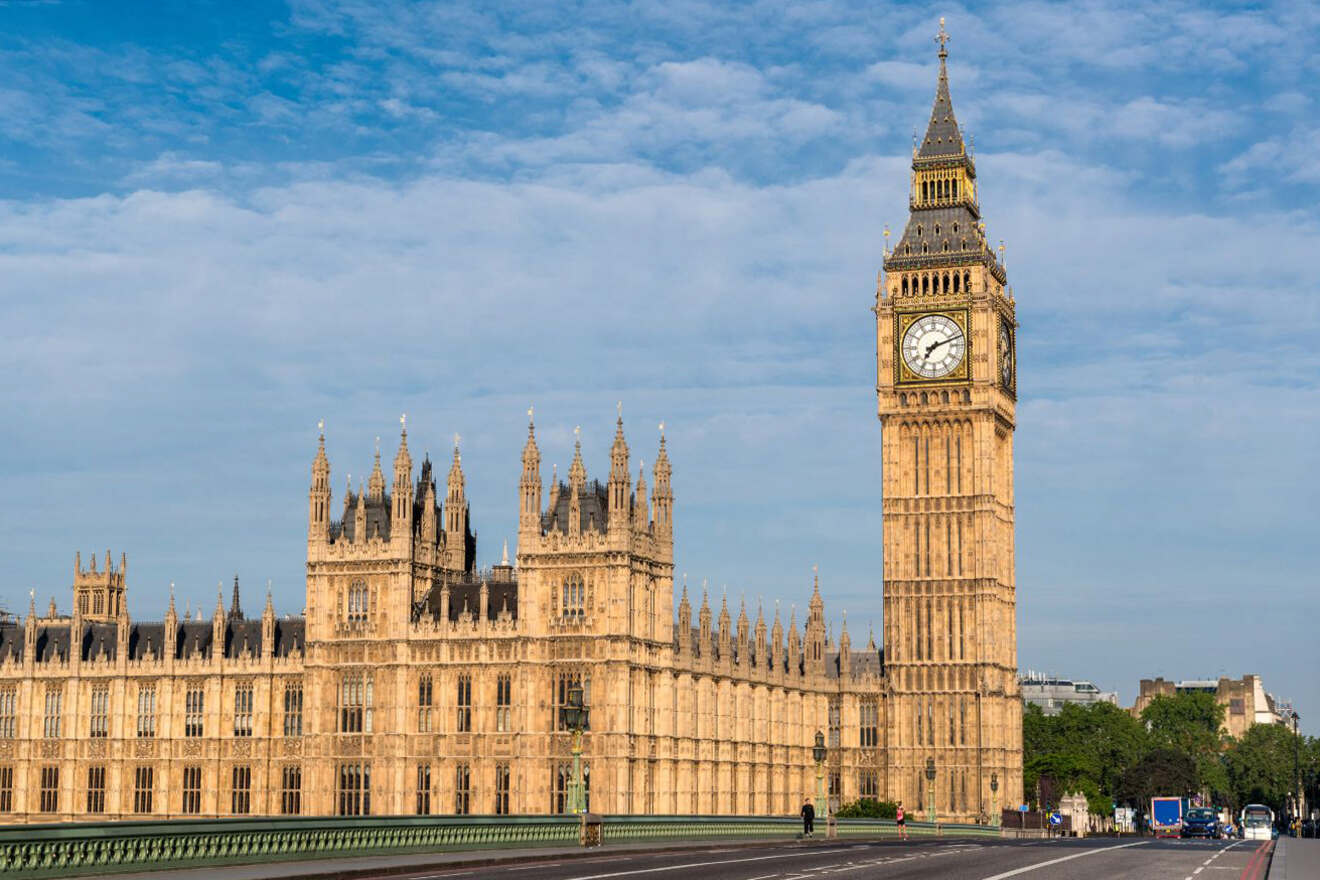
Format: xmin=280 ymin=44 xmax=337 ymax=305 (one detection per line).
xmin=901 ymin=270 xmax=971 ymax=297
xmin=920 ymin=176 xmax=959 ymax=203
xmin=898 ymin=389 xmax=972 ymax=406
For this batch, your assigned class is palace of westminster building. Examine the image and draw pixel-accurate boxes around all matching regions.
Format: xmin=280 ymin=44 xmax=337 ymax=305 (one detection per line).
xmin=0 ymin=31 xmax=1023 ymax=824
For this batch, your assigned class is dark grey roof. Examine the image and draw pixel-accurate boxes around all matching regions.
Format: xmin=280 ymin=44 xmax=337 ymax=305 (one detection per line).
xmin=82 ymin=622 xmax=117 ymax=661
xmin=918 ymin=52 xmax=964 ymax=159
xmin=177 ymin=621 xmax=213 ymax=659
xmin=418 ymin=569 xmax=518 ymax=622
xmin=543 ymin=480 xmax=612 ymax=534
xmin=35 ymin=624 xmax=70 ymax=662
xmin=225 ymin=620 xmax=264 ymax=658
xmin=0 ymin=623 xmax=22 ymax=662
xmin=274 ymin=618 xmax=305 ymax=656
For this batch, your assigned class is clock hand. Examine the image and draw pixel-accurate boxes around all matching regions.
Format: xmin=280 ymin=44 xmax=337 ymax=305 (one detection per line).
xmin=924 ymin=331 xmax=963 ymax=357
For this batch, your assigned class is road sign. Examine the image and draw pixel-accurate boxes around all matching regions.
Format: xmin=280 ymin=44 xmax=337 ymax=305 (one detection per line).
xmin=1049 ymin=812 xmax=1062 ymax=826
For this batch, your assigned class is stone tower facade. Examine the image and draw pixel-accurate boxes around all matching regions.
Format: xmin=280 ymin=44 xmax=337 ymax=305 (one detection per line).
xmin=874 ymin=22 xmax=1024 ymax=818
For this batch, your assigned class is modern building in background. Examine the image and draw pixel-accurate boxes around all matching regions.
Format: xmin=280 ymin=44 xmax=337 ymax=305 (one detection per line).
xmin=1019 ymin=674 xmax=1119 ymax=716
xmin=1132 ymin=676 xmax=1285 ymax=740
xmin=0 ymin=27 xmax=1022 ymax=824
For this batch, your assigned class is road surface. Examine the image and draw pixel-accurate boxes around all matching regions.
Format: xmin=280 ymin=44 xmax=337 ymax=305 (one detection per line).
xmin=342 ymin=836 xmax=1270 ymax=880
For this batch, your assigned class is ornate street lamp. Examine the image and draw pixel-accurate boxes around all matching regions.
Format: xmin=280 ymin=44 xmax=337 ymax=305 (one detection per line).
xmin=1291 ymin=710 xmax=1302 ymax=827
xmin=925 ymin=757 xmax=937 ymax=824
xmin=990 ymin=772 xmax=1000 ymax=827
xmin=560 ymin=685 xmax=589 ymax=814
xmin=812 ymin=730 xmax=827 ymax=821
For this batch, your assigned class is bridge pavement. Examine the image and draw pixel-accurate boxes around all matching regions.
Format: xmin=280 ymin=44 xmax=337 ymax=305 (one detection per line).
xmin=111 ymin=836 xmax=1272 ymax=880
xmin=1268 ymin=836 xmax=1320 ymax=879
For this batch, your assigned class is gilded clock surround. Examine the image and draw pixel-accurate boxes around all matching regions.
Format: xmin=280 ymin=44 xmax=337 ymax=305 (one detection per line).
xmin=895 ymin=309 xmax=971 ymax=384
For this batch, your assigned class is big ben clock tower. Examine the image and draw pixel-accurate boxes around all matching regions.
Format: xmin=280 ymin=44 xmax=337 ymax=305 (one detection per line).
xmin=876 ymin=20 xmax=1023 ymax=821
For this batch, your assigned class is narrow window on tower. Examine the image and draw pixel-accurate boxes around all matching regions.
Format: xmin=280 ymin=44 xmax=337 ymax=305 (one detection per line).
xmin=956 ymin=433 xmax=963 ymax=493
xmin=418 ymin=673 xmax=433 ymax=733
xmin=946 ymin=434 xmax=952 ymax=494
xmin=927 ymin=701 xmax=935 ymax=746
xmin=946 ymin=519 xmax=952 ymax=577
xmin=456 ymin=674 xmax=472 ymax=732
xmin=957 ymin=518 xmax=964 ymax=576
xmin=495 ymin=763 xmax=511 ymax=814
xmin=281 ymin=765 xmax=302 ymax=815
xmin=86 ymin=766 xmax=106 ymax=813
xmin=454 ymin=763 xmax=471 ymax=815
xmin=497 ymin=673 xmax=512 ymax=732
xmin=182 ymin=766 xmax=203 ymax=814
xmin=924 ymin=437 xmax=931 ymax=502
xmin=960 ymin=699 xmax=967 ymax=746
xmin=89 ymin=684 xmax=109 ymax=738
xmin=913 ymin=436 xmax=921 ymax=495
xmin=416 ymin=763 xmax=431 ymax=815
xmin=949 ymin=702 xmax=955 ymax=745
xmin=924 ymin=520 xmax=932 ymax=576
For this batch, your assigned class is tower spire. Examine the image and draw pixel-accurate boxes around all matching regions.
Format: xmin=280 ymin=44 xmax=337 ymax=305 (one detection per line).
xmin=919 ymin=17 xmax=964 ymax=159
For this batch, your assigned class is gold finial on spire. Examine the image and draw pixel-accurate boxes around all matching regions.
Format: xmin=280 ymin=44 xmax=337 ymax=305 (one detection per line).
xmin=573 ymin=425 xmax=581 ymax=443
xmin=375 ymin=435 xmax=381 ymax=454
xmin=400 ymin=412 xmax=407 ymax=432
xmin=617 ymin=400 xmax=622 ymax=419
xmin=317 ymin=418 xmax=325 ymax=435
xmin=527 ymin=404 xmax=534 ymax=423
xmin=936 ymin=16 xmax=950 ymax=56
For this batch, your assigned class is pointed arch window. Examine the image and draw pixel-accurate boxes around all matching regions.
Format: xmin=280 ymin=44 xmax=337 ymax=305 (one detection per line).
xmin=561 ymin=573 xmax=585 ymax=619
xmin=347 ymin=581 xmax=369 ymax=623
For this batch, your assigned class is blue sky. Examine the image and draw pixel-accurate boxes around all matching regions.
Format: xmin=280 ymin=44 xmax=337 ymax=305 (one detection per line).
xmin=1 ymin=0 xmax=1317 ymax=732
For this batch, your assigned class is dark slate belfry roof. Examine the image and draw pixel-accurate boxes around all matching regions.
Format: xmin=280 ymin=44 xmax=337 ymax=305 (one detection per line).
xmin=918 ymin=42 xmax=965 ymax=159
xmin=542 ymin=480 xmax=611 ymax=535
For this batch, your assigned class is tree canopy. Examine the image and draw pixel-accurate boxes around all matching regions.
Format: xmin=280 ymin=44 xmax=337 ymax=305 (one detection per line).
xmin=1022 ymin=693 xmax=1317 ymax=816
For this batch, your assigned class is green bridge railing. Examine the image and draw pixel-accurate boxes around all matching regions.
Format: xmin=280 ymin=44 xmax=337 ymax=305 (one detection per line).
xmin=0 ymin=814 xmax=1000 ymax=879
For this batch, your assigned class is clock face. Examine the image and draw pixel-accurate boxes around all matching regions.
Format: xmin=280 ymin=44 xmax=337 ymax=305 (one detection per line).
xmin=999 ymin=325 xmax=1014 ymax=388
xmin=901 ymin=313 xmax=966 ymax=379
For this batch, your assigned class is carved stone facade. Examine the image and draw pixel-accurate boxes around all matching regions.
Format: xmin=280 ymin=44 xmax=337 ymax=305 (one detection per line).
xmin=0 ymin=35 xmax=1020 ymax=824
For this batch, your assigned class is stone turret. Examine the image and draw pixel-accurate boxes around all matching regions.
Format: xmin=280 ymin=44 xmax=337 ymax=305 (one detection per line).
xmin=392 ymin=415 xmax=413 ymax=534
xmin=806 ymin=573 xmax=826 ymax=676
xmin=309 ymin=423 xmax=331 ymax=542
xmin=652 ymin=428 xmax=673 ymax=537
xmin=717 ymin=591 xmax=732 ymax=661
xmin=164 ymin=584 xmax=178 ymax=660
xmin=771 ymin=602 xmax=784 ymax=671
xmin=735 ymin=597 xmax=749 ymax=665
xmin=519 ymin=410 xmax=541 ymax=538
xmin=567 ymin=433 xmax=585 ymax=537
xmin=698 ymin=585 xmax=712 ymax=656
xmin=445 ymin=440 xmax=469 ymax=570
xmin=607 ymin=411 xmax=630 ymax=536
xmin=677 ymin=577 xmax=691 ymax=655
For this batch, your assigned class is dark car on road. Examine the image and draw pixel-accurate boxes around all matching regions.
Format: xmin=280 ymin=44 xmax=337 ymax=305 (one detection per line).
xmin=1182 ymin=807 xmax=1221 ymax=839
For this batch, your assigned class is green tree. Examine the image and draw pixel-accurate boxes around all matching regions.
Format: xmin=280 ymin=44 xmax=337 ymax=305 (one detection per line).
xmin=1023 ymin=701 xmax=1148 ymax=811
xmin=1141 ymin=692 xmax=1225 ymax=793
xmin=1117 ymin=748 xmax=1198 ymax=806
xmin=1224 ymin=723 xmax=1305 ymax=814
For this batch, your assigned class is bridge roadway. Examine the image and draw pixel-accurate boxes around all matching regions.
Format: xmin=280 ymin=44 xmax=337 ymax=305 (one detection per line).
xmin=327 ymin=837 xmax=1271 ymax=880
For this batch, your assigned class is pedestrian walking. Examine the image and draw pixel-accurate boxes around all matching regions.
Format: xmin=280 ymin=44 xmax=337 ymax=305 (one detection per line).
xmin=896 ymin=802 xmax=908 ymax=840
xmin=801 ymin=798 xmax=816 ymax=837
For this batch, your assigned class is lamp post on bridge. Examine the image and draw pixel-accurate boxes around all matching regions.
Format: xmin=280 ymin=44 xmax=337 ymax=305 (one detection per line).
xmin=990 ymin=772 xmax=1000 ymax=826
xmin=812 ymin=730 xmax=828 ymax=822
xmin=560 ymin=685 xmax=588 ymax=814
xmin=925 ymin=757 xmax=937 ymax=824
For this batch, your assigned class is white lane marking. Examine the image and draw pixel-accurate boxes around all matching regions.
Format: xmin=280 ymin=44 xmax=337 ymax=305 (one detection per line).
xmin=1195 ymin=868 xmax=1205 ymax=874
xmin=561 ymin=849 xmax=844 ymax=880
xmin=978 ymin=841 xmax=1148 ymax=879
